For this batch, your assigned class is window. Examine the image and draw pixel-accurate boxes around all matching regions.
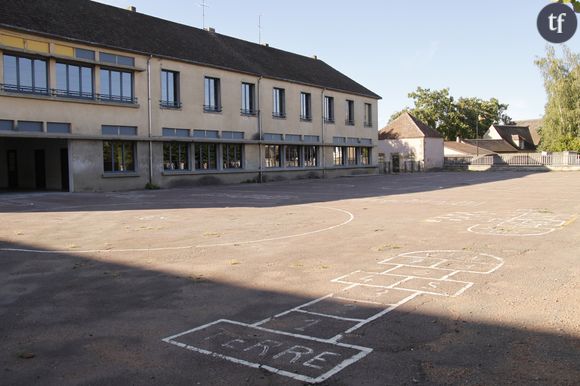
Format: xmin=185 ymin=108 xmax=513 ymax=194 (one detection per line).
xmin=223 ymin=144 xmax=243 ymax=169
xmin=361 ymin=147 xmax=370 ymax=165
xmin=103 ymin=141 xmax=135 ymax=172
xmin=204 ymin=77 xmax=221 ymax=112
xmin=304 ymin=146 xmax=318 ymax=167
xmin=193 ymin=130 xmax=219 ymax=139
xmin=100 ymin=52 xmax=135 ymax=67
xmin=272 ymin=88 xmax=285 ymax=118
xmin=56 ymin=62 xmax=93 ymax=98
xmin=241 ymin=82 xmax=256 ymax=115
xmin=161 ymin=70 xmax=180 ymax=108
xmin=346 ymin=100 xmax=355 ymax=125
xmin=265 ymin=145 xmax=280 ymax=168
xmin=324 ymin=96 xmax=334 ymax=123
xmin=347 ymin=146 xmax=357 ymax=165
xmin=285 ymin=145 xmax=301 ymax=168
xmin=300 ymin=92 xmax=311 ymax=121
xmin=222 ymin=131 xmax=244 ymax=140
xmin=195 ymin=143 xmax=217 ymax=170
xmin=304 ymin=135 xmax=319 ymax=143
xmin=164 ymin=143 xmax=189 ymax=170
xmin=2 ymin=55 xmax=47 ymax=94
xmin=364 ymin=103 xmax=372 ymax=127
xmin=333 ymin=147 xmax=344 ymax=166
xmin=0 ymin=120 xmax=14 ymax=131
xmin=162 ymin=128 xmax=189 ymax=137
xmin=47 ymin=122 xmax=71 ymax=133
xmin=75 ymin=48 xmax=95 ymax=61
xmin=18 ymin=121 xmax=43 ymax=132
xmin=100 ymin=68 xmax=134 ymax=103
xmin=101 ymin=125 xmax=137 ymax=136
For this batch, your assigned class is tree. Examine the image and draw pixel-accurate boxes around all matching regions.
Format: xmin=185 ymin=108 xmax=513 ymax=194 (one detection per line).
xmin=389 ymin=88 xmax=514 ymax=140
xmin=535 ymin=46 xmax=580 ymax=151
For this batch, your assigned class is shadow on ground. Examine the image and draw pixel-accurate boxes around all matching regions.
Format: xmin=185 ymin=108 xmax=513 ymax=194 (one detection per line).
xmin=1 ymin=240 xmax=578 ymax=385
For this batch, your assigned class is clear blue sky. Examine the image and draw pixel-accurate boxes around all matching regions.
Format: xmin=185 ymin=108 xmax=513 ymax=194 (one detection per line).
xmin=95 ymin=0 xmax=580 ymax=126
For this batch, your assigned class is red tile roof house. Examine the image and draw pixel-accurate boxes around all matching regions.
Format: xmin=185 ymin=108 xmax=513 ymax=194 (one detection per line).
xmin=378 ymin=112 xmax=444 ymax=171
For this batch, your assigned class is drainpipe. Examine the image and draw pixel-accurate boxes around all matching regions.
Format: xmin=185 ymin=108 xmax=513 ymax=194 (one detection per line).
xmin=257 ymin=76 xmax=263 ymax=183
xmin=321 ymin=88 xmax=326 ymax=178
xmin=147 ymin=55 xmax=153 ymax=185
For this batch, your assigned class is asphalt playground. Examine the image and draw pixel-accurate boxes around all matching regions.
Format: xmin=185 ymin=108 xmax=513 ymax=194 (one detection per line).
xmin=1 ymin=171 xmax=579 ymax=385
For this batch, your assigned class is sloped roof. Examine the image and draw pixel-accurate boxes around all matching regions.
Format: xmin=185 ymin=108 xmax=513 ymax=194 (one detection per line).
xmin=0 ymin=0 xmax=380 ymax=99
xmin=379 ymin=112 xmax=442 ymax=139
xmin=464 ymin=139 xmax=518 ymax=153
xmin=514 ymin=119 xmax=543 ymax=146
xmin=444 ymin=141 xmax=495 ymax=156
xmin=491 ymin=125 xmax=537 ymax=149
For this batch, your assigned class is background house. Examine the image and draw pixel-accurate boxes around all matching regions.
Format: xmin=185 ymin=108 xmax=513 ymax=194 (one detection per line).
xmin=482 ymin=120 xmax=542 ymax=151
xmin=378 ymin=112 xmax=443 ymax=171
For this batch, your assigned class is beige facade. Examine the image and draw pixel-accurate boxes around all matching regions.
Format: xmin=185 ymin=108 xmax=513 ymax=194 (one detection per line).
xmin=0 ymin=28 xmax=379 ymax=191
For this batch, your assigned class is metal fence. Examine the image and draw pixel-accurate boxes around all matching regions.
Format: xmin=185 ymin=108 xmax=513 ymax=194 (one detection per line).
xmin=445 ymin=152 xmax=580 ymax=167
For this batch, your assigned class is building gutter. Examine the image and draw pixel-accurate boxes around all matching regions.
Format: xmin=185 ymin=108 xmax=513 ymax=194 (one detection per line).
xmin=147 ymin=55 xmax=153 ymax=185
xmin=257 ymin=75 xmax=263 ymax=183
xmin=321 ymin=88 xmax=326 ymax=177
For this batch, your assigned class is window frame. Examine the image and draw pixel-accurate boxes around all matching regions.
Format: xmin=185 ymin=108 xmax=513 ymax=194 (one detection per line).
xmin=324 ymin=96 xmax=335 ymax=123
xmin=103 ymin=140 xmax=136 ymax=173
xmin=360 ymin=147 xmax=371 ymax=165
xmin=364 ymin=103 xmax=373 ymax=127
xmin=241 ymin=82 xmax=256 ymax=115
xmin=300 ymin=92 xmax=312 ymax=121
xmin=204 ymin=77 xmax=221 ymax=112
xmin=160 ymin=69 xmax=180 ymax=109
xmin=222 ymin=143 xmax=244 ymax=169
xmin=284 ymin=145 xmax=301 ymax=168
xmin=2 ymin=54 xmax=48 ymax=95
xmin=346 ymin=100 xmax=355 ymax=125
xmin=333 ymin=146 xmax=344 ymax=166
xmin=272 ymin=88 xmax=286 ymax=118
xmin=55 ymin=61 xmax=94 ymax=99
xmin=99 ymin=67 xmax=134 ymax=104
xmin=163 ymin=142 xmax=189 ymax=171
xmin=346 ymin=146 xmax=357 ymax=166
xmin=304 ymin=146 xmax=318 ymax=167
xmin=194 ymin=143 xmax=218 ymax=170
xmin=264 ymin=144 xmax=281 ymax=168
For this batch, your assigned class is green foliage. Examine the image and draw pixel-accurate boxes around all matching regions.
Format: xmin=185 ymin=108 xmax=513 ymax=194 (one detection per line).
xmin=535 ymin=46 xmax=580 ymax=151
xmin=145 ymin=182 xmax=160 ymax=190
xmin=556 ymin=0 xmax=580 ymax=13
xmin=389 ymin=87 xmax=513 ymax=140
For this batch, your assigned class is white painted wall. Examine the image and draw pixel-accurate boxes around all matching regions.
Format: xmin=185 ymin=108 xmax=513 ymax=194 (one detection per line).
xmin=378 ymin=138 xmax=443 ymax=170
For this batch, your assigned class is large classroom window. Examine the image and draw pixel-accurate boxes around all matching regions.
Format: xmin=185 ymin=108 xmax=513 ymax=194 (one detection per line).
xmin=161 ymin=70 xmax=180 ymax=108
xmin=204 ymin=77 xmax=221 ymax=112
xmin=223 ymin=144 xmax=243 ymax=169
xmin=163 ymin=142 xmax=189 ymax=170
xmin=346 ymin=147 xmax=357 ymax=166
xmin=100 ymin=68 xmax=133 ymax=103
xmin=265 ymin=145 xmax=281 ymax=168
xmin=333 ymin=147 xmax=344 ymax=166
xmin=304 ymin=146 xmax=318 ymax=167
xmin=241 ymin=82 xmax=256 ymax=115
xmin=103 ymin=141 xmax=135 ymax=172
xmin=195 ymin=143 xmax=217 ymax=170
xmin=361 ymin=147 xmax=370 ymax=165
xmin=285 ymin=145 xmax=301 ymax=168
xmin=2 ymin=54 xmax=48 ymax=94
xmin=56 ymin=62 xmax=93 ymax=98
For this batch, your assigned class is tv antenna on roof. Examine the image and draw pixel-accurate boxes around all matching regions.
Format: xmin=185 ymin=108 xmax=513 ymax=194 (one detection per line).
xmin=258 ymin=14 xmax=262 ymax=44
xmin=200 ymin=0 xmax=209 ymax=29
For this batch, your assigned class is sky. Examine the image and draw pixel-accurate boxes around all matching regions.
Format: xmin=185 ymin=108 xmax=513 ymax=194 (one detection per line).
xmin=94 ymin=0 xmax=580 ymax=127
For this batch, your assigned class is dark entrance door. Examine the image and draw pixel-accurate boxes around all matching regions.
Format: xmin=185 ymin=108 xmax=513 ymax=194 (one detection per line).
xmin=34 ymin=149 xmax=46 ymax=189
xmin=60 ymin=148 xmax=69 ymax=191
xmin=392 ymin=154 xmax=400 ymax=173
xmin=7 ymin=150 xmax=18 ymax=189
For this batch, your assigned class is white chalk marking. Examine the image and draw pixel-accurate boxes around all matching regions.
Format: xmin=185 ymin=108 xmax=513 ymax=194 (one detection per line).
xmin=0 ymin=205 xmax=355 ymax=254
xmin=294 ymin=309 xmax=365 ymax=323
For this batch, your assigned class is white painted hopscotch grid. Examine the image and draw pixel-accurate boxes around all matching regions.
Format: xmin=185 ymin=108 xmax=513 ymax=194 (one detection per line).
xmin=162 ymin=250 xmax=504 ymax=384
xmin=426 ymin=209 xmax=575 ymax=237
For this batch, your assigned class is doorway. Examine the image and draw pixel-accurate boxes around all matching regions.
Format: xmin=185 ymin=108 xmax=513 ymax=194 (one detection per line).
xmin=392 ymin=154 xmax=400 ymax=173
xmin=7 ymin=149 xmax=18 ymax=189
xmin=34 ymin=149 xmax=46 ymax=189
xmin=60 ymin=148 xmax=69 ymax=191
